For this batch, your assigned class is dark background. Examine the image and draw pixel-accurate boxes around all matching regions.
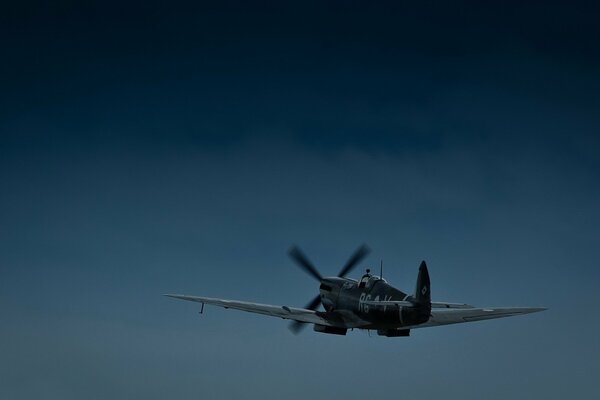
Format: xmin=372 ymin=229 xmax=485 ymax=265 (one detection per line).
xmin=1 ymin=1 xmax=598 ymax=399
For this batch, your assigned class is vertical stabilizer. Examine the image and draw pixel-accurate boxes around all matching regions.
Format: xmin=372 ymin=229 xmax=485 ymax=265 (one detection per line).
xmin=415 ymin=261 xmax=431 ymax=306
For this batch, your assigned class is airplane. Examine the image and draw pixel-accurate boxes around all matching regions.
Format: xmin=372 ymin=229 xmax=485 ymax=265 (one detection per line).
xmin=165 ymin=245 xmax=546 ymax=337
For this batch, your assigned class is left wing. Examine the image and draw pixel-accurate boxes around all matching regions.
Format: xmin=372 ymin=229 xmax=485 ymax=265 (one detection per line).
xmin=362 ymin=299 xmax=545 ymax=329
xmin=164 ymin=294 xmax=335 ymax=326
xmin=410 ymin=307 xmax=546 ymax=329
xmin=364 ymin=300 xmax=475 ymax=309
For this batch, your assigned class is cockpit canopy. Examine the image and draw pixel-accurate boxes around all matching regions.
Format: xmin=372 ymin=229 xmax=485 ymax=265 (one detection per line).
xmin=358 ymin=273 xmax=386 ymax=288
xmin=358 ymin=274 xmax=370 ymax=288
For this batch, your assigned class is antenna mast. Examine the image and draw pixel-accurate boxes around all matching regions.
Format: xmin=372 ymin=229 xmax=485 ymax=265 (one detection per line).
xmin=380 ymin=259 xmax=383 ymax=279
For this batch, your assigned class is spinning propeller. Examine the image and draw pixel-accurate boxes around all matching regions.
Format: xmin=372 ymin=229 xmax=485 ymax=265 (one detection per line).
xmin=288 ymin=244 xmax=370 ymax=333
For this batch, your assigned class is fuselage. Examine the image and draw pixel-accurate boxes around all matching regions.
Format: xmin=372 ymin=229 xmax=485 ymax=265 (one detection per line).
xmin=319 ymin=274 xmax=429 ymax=329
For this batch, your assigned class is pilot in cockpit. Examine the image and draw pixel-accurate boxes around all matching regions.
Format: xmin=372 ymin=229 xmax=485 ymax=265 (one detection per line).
xmin=358 ymin=268 xmax=371 ymax=288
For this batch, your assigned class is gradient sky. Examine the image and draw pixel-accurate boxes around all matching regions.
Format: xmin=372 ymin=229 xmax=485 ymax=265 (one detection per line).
xmin=1 ymin=1 xmax=599 ymax=399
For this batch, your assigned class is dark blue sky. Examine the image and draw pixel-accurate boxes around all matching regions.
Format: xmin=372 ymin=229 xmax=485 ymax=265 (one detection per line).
xmin=1 ymin=1 xmax=599 ymax=399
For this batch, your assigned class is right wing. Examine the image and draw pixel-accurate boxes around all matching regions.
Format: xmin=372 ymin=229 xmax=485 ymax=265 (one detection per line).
xmin=164 ymin=294 xmax=335 ymax=326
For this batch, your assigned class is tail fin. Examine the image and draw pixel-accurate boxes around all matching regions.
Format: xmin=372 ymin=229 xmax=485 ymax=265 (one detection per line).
xmin=415 ymin=261 xmax=431 ymax=305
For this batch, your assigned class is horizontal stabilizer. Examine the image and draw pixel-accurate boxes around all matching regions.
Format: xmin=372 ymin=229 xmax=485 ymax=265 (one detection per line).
xmin=363 ymin=300 xmax=414 ymax=307
xmin=431 ymin=302 xmax=475 ymax=309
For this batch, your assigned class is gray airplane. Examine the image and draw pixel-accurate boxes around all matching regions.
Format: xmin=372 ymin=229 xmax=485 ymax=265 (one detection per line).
xmin=166 ymin=245 xmax=545 ymax=337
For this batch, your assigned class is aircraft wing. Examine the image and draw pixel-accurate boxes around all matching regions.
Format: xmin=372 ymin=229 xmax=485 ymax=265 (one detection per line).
xmin=364 ymin=300 xmax=475 ymax=309
xmin=164 ymin=294 xmax=335 ymax=326
xmin=361 ymin=300 xmax=545 ymax=329
xmin=410 ymin=307 xmax=546 ymax=329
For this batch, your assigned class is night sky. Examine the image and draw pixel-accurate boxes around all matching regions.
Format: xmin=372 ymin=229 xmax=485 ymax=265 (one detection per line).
xmin=1 ymin=1 xmax=599 ymax=399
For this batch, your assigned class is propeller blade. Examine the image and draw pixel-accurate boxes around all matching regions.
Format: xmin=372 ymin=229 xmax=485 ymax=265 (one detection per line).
xmin=289 ymin=320 xmax=307 ymax=334
xmin=289 ymin=294 xmax=321 ymax=334
xmin=305 ymin=294 xmax=322 ymax=310
xmin=288 ymin=246 xmax=323 ymax=282
xmin=337 ymin=244 xmax=371 ymax=278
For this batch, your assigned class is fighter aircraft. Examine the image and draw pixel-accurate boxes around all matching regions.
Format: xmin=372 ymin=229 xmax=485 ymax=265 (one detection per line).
xmin=165 ymin=245 xmax=545 ymax=336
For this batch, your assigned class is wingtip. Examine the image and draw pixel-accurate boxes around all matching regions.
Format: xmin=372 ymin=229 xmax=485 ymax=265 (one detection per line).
xmin=516 ymin=307 xmax=548 ymax=314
